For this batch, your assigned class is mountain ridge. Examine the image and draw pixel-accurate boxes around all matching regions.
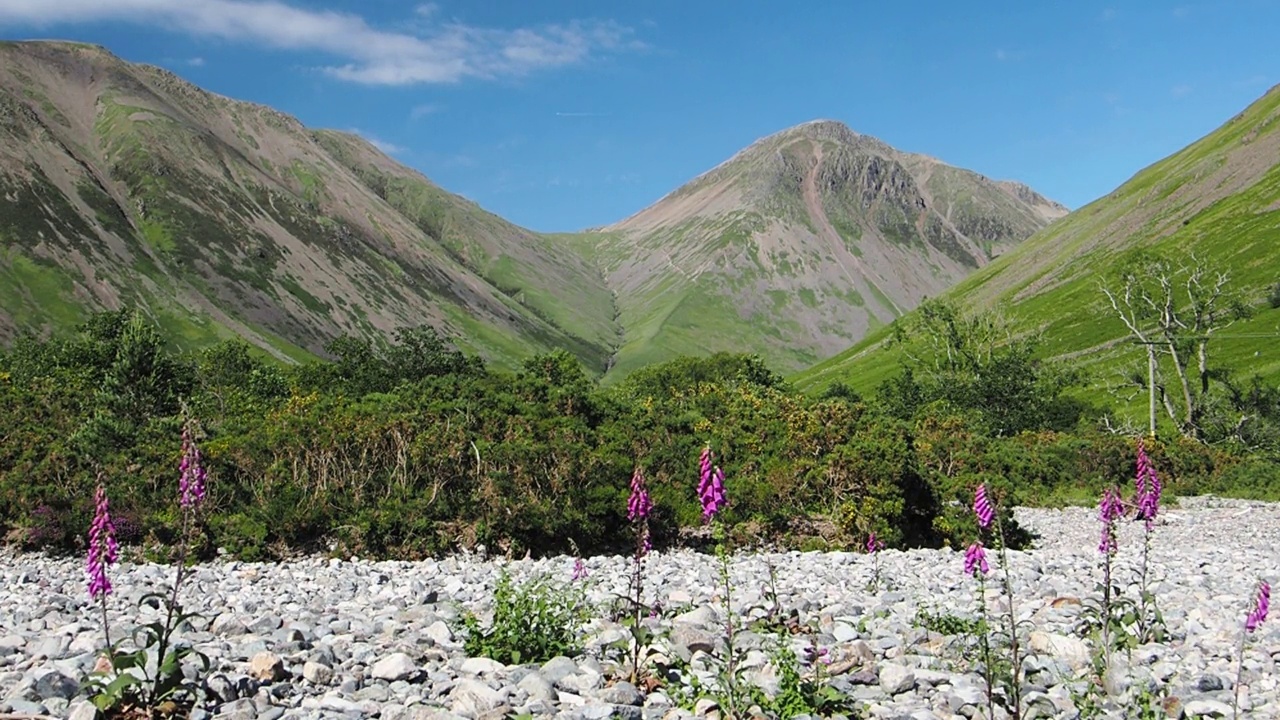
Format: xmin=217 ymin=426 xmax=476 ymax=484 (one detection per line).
xmin=0 ymin=40 xmax=1063 ymax=379
xmin=0 ymin=39 xmax=619 ymax=369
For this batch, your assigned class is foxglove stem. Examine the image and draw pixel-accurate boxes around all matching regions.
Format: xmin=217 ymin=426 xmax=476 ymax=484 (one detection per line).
xmin=628 ymin=547 xmax=646 ymax=684
xmin=992 ymin=511 xmax=1023 ymax=720
xmin=974 ymin=572 xmax=996 ymax=720
xmin=714 ymin=521 xmax=739 ymax=716
xmin=1100 ymin=521 xmax=1115 ymax=670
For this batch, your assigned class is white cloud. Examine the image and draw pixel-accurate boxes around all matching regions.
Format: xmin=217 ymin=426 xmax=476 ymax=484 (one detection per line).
xmin=1171 ymin=84 xmax=1192 ymax=98
xmin=347 ymin=128 xmax=405 ymax=155
xmin=0 ymin=0 xmax=642 ymax=85
xmin=187 ymin=56 xmax=205 ymax=66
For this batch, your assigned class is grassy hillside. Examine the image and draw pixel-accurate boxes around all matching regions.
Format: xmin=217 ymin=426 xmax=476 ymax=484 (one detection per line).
xmin=797 ymin=84 xmax=1280 ymax=407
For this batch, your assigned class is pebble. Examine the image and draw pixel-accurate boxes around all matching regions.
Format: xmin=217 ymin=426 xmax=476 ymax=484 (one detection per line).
xmin=1 ymin=497 xmax=1279 ymax=718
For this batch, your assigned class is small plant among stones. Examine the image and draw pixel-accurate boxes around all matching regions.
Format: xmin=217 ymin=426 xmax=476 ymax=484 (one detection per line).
xmin=914 ymin=607 xmax=986 ymax=637
xmin=749 ymin=560 xmax=807 ymax=636
xmin=748 ymin=638 xmax=857 ymax=719
xmin=84 ymin=419 xmax=213 ymax=718
xmin=459 ymin=569 xmax=590 ymax=665
xmin=864 ymin=531 xmax=888 ymax=593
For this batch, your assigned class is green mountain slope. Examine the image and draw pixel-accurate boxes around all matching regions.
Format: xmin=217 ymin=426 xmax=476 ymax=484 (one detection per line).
xmin=583 ymin=120 xmax=1066 ymax=377
xmin=797 ymin=84 xmax=1280 ymax=396
xmin=0 ymin=41 xmax=617 ymax=370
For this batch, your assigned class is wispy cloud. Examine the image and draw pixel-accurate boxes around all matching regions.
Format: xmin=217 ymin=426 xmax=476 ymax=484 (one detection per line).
xmin=0 ymin=0 xmax=644 ymax=85
xmin=1172 ymin=6 xmax=1190 ymax=18
xmin=1171 ymin=84 xmax=1193 ymax=98
xmin=410 ymin=103 xmax=440 ymax=120
xmin=347 ymin=128 xmax=405 ymax=155
xmin=187 ymin=56 xmax=206 ymax=67
xmin=1100 ymin=7 xmax=1116 ymax=21
xmin=555 ymin=111 xmax=611 ymax=117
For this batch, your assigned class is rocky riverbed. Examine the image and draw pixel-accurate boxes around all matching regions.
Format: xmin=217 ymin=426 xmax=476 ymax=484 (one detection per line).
xmin=2 ymin=496 xmax=1279 ymax=719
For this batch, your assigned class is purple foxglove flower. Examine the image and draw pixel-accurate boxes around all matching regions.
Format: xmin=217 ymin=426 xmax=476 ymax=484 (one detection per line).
xmin=866 ymin=532 xmax=884 ymax=554
xmin=572 ymin=557 xmax=588 ymax=581
xmin=1098 ymin=486 xmax=1125 ymax=555
xmin=700 ymin=466 xmax=726 ymax=522
xmin=964 ymin=542 xmax=989 ymax=576
xmin=806 ymin=645 xmax=831 ymax=665
xmin=697 ymin=446 xmax=712 ymax=497
xmin=86 ymin=484 xmax=119 ymax=601
xmin=1135 ymin=440 xmax=1162 ymax=526
xmin=973 ymin=484 xmax=995 ymax=530
xmin=1247 ymin=580 xmax=1271 ymax=633
xmin=627 ymin=467 xmax=652 ymax=522
xmin=179 ymin=426 xmax=207 ymax=510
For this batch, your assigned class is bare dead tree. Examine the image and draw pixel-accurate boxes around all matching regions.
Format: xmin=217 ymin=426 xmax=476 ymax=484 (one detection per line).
xmin=1101 ymin=253 xmax=1250 ymax=441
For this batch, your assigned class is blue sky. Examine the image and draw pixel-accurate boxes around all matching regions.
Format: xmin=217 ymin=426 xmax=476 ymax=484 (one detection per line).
xmin=0 ymin=1 xmax=1276 ymax=232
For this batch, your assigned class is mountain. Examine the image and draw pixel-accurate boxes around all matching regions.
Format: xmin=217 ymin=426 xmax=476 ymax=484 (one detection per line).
xmin=578 ymin=120 xmax=1066 ymax=377
xmin=0 ymin=40 xmax=1066 ymax=379
xmin=0 ymin=40 xmax=618 ymax=370
xmin=797 ymin=84 xmax=1280 ymax=396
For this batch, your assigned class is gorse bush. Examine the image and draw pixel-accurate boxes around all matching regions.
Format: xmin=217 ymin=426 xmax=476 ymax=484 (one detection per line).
xmin=0 ymin=307 xmax=1275 ymax=561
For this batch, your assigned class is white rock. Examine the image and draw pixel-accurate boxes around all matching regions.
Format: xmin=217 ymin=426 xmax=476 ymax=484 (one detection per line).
xmin=1029 ymin=631 xmax=1091 ymax=670
xmin=459 ymin=656 xmax=506 ymax=675
xmin=879 ymin=663 xmax=916 ymax=694
xmin=371 ymin=652 xmax=418 ymax=682
xmin=302 ymin=661 xmax=334 ymax=685
xmin=449 ymin=678 xmax=505 ymax=715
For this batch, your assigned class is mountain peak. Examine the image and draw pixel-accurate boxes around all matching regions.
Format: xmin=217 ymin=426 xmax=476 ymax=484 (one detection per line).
xmin=597 ymin=119 xmax=1064 ymax=375
xmin=783 ymin=118 xmax=861 ymax=141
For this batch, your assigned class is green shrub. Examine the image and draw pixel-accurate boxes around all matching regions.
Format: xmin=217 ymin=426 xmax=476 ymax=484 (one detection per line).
xmin=459 ymin=571 xmax=590 ymax=665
